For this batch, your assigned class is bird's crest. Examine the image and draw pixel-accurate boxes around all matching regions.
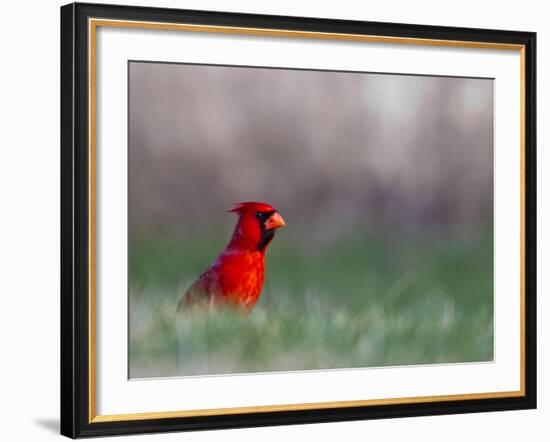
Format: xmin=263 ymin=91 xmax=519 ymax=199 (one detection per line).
xmin=227 ymin=201 xmax=276 ymax=214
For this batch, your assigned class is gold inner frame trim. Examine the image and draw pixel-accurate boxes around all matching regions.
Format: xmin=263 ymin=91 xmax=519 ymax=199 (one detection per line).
xmin=88 ymin=17 xmax=527 ymax=424
xmin=91 ymin=390 xmax=524 ymax=423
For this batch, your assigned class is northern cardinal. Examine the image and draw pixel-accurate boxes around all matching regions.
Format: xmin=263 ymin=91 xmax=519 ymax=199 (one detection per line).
xmin=177 ymin=202 xmax=286 ymax=312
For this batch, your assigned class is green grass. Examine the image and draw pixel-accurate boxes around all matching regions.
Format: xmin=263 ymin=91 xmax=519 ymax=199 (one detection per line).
xmin=129 ymin=228 xmax=493 ymax=378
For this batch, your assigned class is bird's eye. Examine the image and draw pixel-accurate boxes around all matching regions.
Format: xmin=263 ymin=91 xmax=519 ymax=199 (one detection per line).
xmin=256 ymin=210 xmax=275 ymax=220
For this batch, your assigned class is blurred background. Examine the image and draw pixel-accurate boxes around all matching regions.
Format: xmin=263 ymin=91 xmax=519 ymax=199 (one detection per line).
xmin=128 ymin=62 xmax=493 ymax=378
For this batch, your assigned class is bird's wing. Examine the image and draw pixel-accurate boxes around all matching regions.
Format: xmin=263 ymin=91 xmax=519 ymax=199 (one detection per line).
xmin=176 ymin=276 xmax=214 ymax=312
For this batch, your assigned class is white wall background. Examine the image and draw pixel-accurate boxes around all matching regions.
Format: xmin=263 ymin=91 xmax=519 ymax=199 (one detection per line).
xmin=0 ymin=0 xmax=546 ymax=440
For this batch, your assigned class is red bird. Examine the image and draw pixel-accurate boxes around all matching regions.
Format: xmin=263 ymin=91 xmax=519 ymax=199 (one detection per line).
xmin=177 ymin=202 xmax=286 ymax=312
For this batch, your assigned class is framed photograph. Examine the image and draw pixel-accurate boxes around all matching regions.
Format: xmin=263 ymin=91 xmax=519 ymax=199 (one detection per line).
xmin=60 ymin=2 xmax=537 ymax=438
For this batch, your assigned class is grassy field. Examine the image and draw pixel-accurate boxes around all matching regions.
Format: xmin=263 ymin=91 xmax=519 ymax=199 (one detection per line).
xmin=129 ymin=227 xmax=493 ymax=378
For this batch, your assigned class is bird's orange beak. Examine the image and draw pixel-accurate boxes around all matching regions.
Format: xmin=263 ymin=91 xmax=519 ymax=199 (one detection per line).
xmin=265 ymin=211 xmax=286 ymax=230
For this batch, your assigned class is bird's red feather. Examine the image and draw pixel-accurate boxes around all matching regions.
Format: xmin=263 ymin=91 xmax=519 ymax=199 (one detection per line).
xmin=178 ymin=202 xmax=284 ymax=312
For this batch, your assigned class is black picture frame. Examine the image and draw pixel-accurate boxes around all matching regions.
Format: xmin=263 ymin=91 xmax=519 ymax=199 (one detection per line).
xmin=61 ymin=2 xmax=537 ymax=438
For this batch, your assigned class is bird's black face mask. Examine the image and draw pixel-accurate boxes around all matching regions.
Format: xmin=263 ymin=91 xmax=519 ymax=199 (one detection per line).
xmin=255 ymin=210 xmax=276 ymax=251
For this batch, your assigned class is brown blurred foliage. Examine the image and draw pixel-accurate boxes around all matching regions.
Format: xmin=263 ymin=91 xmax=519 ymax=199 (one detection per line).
xmin=129 ymin=62 xmax=493 ymax=236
